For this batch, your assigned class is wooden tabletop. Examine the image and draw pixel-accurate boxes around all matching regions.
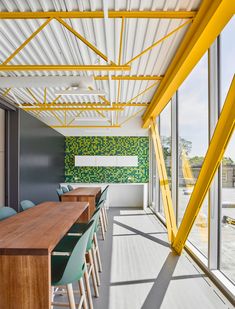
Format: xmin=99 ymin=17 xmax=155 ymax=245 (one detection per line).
xmin=0 ymin=201 xmax=88 ymax=255
xmin=62 ymin=187 xmax=101 ymax=197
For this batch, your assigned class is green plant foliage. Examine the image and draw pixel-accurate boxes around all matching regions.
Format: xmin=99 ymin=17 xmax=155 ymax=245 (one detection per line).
xmin=65 ymin=136 xmax=149 ymax=183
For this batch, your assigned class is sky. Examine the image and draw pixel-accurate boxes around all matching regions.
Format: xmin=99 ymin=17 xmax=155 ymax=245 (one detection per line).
xmin=160 ymin=16 xmax=235 ymax=160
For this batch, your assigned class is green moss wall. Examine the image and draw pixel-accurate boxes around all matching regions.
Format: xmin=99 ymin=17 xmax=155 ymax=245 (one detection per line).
xmin=65 ymin=136 xmax=149 ymax=183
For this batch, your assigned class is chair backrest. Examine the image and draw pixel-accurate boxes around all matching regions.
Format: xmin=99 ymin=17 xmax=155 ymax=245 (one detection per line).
xmin=20 ymin=200 xmax=35 ymax=211
xmin=96 ymin=185 xmax=109 ymax=205
xmin=0 ymin=207 xmax=17 ymax=221
xmin=61 ymin=186 xmax=69 ymax=193
xmin=67 ymin=185 xmax=74 ymax=191
xmin=58 ymin=220 xmax=94 ymax=285
xmin=87 ymin=208 xmax=101 ymax=250
xmin=56 ymin=188 xmax=63 ymax=201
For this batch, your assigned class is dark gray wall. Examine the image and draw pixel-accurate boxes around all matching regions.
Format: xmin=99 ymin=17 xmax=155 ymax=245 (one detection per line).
xmin=19 ymin=110 xmax=64 ymax=204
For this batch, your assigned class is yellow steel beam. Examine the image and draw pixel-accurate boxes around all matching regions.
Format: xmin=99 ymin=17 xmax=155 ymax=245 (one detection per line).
xmin=173 ymin=76 xmax=235 ymax=254
xmin=127 ymin=82 xmax=159 ymax=104
xmin=143 ymin=0 xmax=235 ymax=128
xmin=55 ymin=17 xmax=115 ymax=65
xmin=0 ymin=11 xmax=197 ymax=19
xmin=0 ymin=65 xmax=130 ymax=71
xmin=126 ymin=19 xmax=192 ymax=65
xmin=21 ymin=102 xmax=150 ymax=107
xmin=120 ymin=107 xmax=146 ymax=126
xmin=51 ymin=125 xmax=120 ymax=129
xmin=3 ymin=18 xmax=52 ymax=65
xmin=95 ymin=75 xmax=163 ymax=80
xmin=22 ymin=107 xmax=124 ymax=111
xmin=150 ymin=119 xmax=177 ymax=242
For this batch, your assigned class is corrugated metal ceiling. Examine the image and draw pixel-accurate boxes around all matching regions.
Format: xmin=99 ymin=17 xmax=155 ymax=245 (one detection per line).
xmin=0 ymin=0 xmax=201 ymax=131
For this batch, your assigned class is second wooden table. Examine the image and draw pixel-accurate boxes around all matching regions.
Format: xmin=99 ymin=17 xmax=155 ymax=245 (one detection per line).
xmin=61 ymin=187 xmax=101 ymax=220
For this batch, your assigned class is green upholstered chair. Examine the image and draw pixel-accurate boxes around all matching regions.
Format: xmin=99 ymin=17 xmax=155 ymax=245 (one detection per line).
xmin=20 ymin=200 xmax=35 ymax=211
xmin=67 ymin=184 xmax=74 ymax=191
xmin=61 ymin=186 xmax=69 ymax=193
xmin=51 ymin=221 xmax=93 ymax=309
xmin=0 ymin=207 xmax=17 ymax=221
xmin=56 ymin=188 xmax=63 ymax=201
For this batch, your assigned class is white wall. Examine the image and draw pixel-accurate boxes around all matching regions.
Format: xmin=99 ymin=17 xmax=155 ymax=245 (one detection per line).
xmin=0 ymin=109 xmax=5 ymax=206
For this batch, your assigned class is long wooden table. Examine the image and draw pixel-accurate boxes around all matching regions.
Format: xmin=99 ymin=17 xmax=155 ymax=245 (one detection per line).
xmin=61 ymin=187 xmax=101 ymax=220
xmin=0 ymin=201 xmax=89 ymax=309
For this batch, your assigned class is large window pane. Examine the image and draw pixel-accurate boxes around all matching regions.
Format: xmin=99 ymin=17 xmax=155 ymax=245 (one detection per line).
xmin=178 ymin=54 xmax=209 ymax=257
xmin=220 ymin=17 xmax=235 ymax=283
xmin=159 ymin=102 xmax=171 ymax=217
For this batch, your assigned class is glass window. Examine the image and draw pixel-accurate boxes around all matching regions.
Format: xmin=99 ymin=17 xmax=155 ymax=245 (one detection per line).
xmin=159 ymin=102 xmax=172 ymax=217
xmin=178 ymin=53 xmax=209 ymax=257
xmin=220 ymin=17 xmax=235 ymax=283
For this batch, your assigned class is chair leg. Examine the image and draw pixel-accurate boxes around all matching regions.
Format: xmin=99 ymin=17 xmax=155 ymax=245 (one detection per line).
xmin=99 ymin=215 xmax=105 ymax=240
xmin=84 ymin=263 xmax=94 ymax=309
xmin=78 ymin=277 xmax=88 ymax=309
xmin=92 ymin=244 xmax=100 ymax=286
xmin=66 ymin=284 xmax=76 ymax=309
xmin=104 ymin=206 xmax=108 ymax=225
xmin=101 ymin=208 xmax=107 ymax=232
xmin=88 ymin=249 xmax=99 ymax=297
xmin=94 ymin=232 xmax=102 ymax=272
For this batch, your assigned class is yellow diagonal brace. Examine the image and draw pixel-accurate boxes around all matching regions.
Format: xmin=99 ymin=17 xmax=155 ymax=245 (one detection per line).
xmin=127 ymin=82 xmax=159 ymax=104
xmin=3 ymin=88 xmax=11 ymax=96
xmin=44 ymin=88 xmax=47 ymax=104
xmin=67 ymin=111 xmax=84 ymax=126
xmin=51 ymin=111 xmax=64 ymax=126
xmin=150 ymin=119 xmax=177 ymax=243
xmin=26 ymin=88 xmax=40 ymax=104
xmin=3 ymin=18 xmax=52 ymax=65
xmin=173 ymin=75 xmax=235 ymax=254
xmin=55 ymin=17 xmax=116 ymax=65
xmin=88 ymin=86 xmax=110 ymax=105
xmin=119 ymin=107 xmax=146 ymax=126
xmin=126 ymin=19 xmax=192 ymax=65
xmin=95 ymin=110 xmax=112 ymax=125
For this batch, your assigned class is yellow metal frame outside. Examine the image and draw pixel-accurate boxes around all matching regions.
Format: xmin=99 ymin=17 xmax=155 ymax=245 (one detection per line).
xmin=0 ymin=11 xmax=197 ymax=19
xmin=173 ymin=75 xmax=235 ymax=254
xmin=150 ymin=119 xmax=177 ymax=243
xmin=21 ymin=102 xmax=149 ymax=107
xmin=143 ymin=0 xmax=235 ymax=128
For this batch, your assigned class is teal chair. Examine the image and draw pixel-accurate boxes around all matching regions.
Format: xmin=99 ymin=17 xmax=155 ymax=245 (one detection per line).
xmin=56 ymin=188 xmax=63 ymax=201
xmin=20 ymin=200 xmax=35 ymax=211
xmin=96 ymin=186 xmax=109 ymax=234
xmin=61 ymin=186 xmax=69 ymax=193
xmin=0 ymin=207 xmax=17 ymax=221
xmin=51 ymin=221 xmax=93 ymax=309
xmin=67 ymin=185 xmax=74 ymax=191
xmin=53 ymin=209 xmax=101 ymax=308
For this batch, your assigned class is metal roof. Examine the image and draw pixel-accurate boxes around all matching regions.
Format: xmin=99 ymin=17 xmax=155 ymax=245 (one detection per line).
xmin=0 ymin=0 xmax=201 ymax=134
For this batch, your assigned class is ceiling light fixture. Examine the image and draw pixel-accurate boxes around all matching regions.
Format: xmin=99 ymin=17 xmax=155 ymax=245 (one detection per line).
xmin=54 ymin=88 xmax=106 ymax=96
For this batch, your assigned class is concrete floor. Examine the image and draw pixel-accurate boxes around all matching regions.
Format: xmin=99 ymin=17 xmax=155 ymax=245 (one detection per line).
xmin=54 ymin=208 xmax=234 ymax=309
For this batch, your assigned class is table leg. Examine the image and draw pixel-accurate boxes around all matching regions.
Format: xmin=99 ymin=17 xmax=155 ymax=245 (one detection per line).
xmin=0 ymin=255 xmax=50 ymax=309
